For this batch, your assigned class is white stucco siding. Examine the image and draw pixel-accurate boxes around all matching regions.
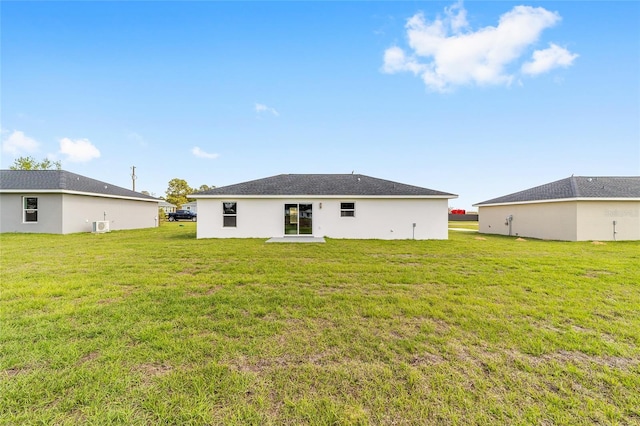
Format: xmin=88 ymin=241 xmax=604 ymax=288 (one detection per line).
xmin=0 ymin=194 xmax=64 ymax=234
xmin=318 ymin=199 xmax=448 ymax=240
xmin=61 ymin=194 xmax=159 ymax=234
xmin=478 ymin=202 xmax=578 ymax=241
xmin=197 ymin=198 xmax=285 ymax=239
xmin=196 ymin=197 xmax=449 ymax=240
xmin=576 ymin=201 xmax=640 ymax=241
xmin=479 ymin=200 xmax=640 ymax=241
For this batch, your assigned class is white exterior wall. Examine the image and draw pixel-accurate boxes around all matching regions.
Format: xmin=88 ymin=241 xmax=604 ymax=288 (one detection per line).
xmin=478 ymin=200 xmax=640 ymax=241
xmin=576 ymin=201 xmax=640 ymax=241
xmin=478 ymin=202 xmax=578 ymax=241
xmin=182 ymin=201 xmax=197 ymax=213
xmin=196 ymin=197 xmax=449 ymax=240
xmin=0 ymin=194 xmax=64 ymax=234
xmin=0 ymin=193 xmax=158 ymax=234
xmin=62 ymin=194 xmax=159 ymax=233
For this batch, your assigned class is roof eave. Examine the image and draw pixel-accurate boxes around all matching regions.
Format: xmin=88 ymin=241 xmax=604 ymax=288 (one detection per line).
xmin=0 ymin=189 xmax=160 ymax=202
xmin=191 ymin=194 xmax=458 ymax=199
xmin=474 ymin=197 xmax=640 ymax=207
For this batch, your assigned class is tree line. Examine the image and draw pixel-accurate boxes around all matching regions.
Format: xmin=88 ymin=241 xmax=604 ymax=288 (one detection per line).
xmin=164 ymin=178 xmax=214 ymax=208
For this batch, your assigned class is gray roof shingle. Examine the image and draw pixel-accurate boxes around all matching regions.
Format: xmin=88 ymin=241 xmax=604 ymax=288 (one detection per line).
xmin=0 ymin=170 xmax=159 ymax=201
xmin=192 ymin=174 xmax=456 ymax=197
xmin=475 ymin=176 xmax=640 ymax=205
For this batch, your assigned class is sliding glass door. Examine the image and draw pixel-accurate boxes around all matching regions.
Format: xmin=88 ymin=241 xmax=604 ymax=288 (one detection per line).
xmin=284 ymin=203 xmax=312 ymax=235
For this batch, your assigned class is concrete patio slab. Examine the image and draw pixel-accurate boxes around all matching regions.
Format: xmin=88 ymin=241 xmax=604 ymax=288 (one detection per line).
xmin=266 ymin=236 xmax=326 ymax=243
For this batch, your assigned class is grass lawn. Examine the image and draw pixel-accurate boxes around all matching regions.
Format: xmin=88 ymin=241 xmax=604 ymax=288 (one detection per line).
xmin=1 ymin=223 xmax=639 ymax=425
xmin=449 ymin=221 xmax=479 ymax=230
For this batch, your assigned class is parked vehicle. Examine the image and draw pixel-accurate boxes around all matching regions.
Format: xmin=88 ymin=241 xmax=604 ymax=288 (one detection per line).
xmin=167 ymin=209 xmax=197 ymax=222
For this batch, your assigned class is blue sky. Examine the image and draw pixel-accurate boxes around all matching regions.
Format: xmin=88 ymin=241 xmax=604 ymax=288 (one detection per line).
xmin=2 ymin=1 xmax=639 ymax=209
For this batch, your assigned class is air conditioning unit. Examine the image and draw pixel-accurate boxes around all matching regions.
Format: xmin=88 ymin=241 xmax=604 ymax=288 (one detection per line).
xmin=92 ymin=221 xmax=110 ymax=233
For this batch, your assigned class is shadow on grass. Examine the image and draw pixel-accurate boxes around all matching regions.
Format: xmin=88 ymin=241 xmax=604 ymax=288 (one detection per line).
xmin=157 ymin=223 xmax=197 ymax=240
xmin=164 ymin=229 xmax=197 ymax=239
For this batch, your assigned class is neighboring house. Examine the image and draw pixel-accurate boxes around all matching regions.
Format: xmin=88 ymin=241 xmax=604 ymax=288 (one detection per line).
xmin=473 ymin=176 xmax=640 ymax=241
xmin=0 ymin=170 xmax=160 ymax=234
xmin=181 ymin=201 xmax=197 ymax=213
xmin=159 ymin=201 xmax=177 ymax=214
xmin=190 ymin=174 xmax=457 ymax=240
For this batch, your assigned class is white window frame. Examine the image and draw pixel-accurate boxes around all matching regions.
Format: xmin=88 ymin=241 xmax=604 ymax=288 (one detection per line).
xmin=23 ymin=196 xmax=39 ymax=223
xmin=223 ymin=202 xmax=237 ymax=227
xmin=340 ymin=202 xmax=355 ymax=217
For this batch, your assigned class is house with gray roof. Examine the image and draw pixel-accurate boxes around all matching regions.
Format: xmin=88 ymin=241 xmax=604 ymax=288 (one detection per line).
xmin=1 ymin=170 xmax=160 ymax=234
xmin=473 ymin=176 xmax=640 ymax=241
xmin=190 ymin=174 xmax=457 ymax=240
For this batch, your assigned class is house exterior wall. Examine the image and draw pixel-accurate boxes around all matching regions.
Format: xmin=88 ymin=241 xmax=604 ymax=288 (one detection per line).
xmin=196 ymin=197 xmax=449 ymax=240
xmin=576 ymin=201 xmax=640 ymax=241
xmin=159 ymin=203 xmax=176 ymax=214
xmin=0 ymin=193 xmax=158 ymax=234
xmin=0 ymin=193 xmax=64 ymax=234
xmin=479 ymin=200 xmax=640 ymax=241
xmin=182 ymin=202 xmax=197 ymax=213
xmin=478 ymin=202 xmax=578 ymax=241
xmin=61 ymin=194 xmax=159 ymax=233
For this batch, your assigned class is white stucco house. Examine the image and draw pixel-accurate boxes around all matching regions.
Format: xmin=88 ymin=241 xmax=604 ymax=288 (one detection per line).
xmin=190 ymin=174 xmax=457 ymax=240
xmin=159 ymin=201 xmax=177 ymax=214
xmin=181 ymin=201 xmax=197 ymax=213
xmin=0 ymin=170 xmax=161 ymax=234
xmin=474 ymin=176 xmax=640 ymax=241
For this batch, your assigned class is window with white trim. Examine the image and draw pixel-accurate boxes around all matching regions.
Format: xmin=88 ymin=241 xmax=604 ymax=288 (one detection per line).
xmin=23 ymin=197 xmax=38 ymax=223
xmin=223 ymin=202 xmax=237 ymax=227
xmin=340 ymin=202 xmax=355 ymax=217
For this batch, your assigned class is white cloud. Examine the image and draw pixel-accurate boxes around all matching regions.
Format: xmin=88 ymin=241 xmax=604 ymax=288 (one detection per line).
xmin=383 ymin=3 xmax=577 ymax=92
xmin=191 ymin=146 xmax=219 ymax=159
xmin=521 ymin=43 xmax=579 ymax=75
xmin=255 ymin=103 xmax=279 ymax=117
xmin=59 ymin=137 xmax=101 ymax=162
xmin=2 ymin=130 xmax=40 ymax=154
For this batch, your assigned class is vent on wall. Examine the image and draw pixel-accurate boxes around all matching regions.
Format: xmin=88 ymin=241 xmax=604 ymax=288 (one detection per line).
xmin=92 ymin=221 xmax=110 ymax=233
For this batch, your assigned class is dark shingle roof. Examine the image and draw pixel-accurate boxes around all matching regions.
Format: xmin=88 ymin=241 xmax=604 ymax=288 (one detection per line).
xmin=0 ymin=170 xmax=159 ymax=201
xmin=193 ymin=174 xmax=456 ymax=197
xmin=475 ymin=176 xmax=640 ymax=206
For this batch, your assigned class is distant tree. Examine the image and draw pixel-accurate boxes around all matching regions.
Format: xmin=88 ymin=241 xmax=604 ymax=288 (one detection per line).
xmin=158 ymin=208 xmax=167 ymax=222
xmin=197 ymin=184 xmax=215 ymax=192
xmin=165 ymin=178 xmax=194 ymax=208
xmin=10 ymin=156 xmax=61 ymax=170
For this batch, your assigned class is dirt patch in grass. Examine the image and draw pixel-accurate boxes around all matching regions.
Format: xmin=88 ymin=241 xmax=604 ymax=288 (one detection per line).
xmin=2 ymin=367 xmax=28 ymax=377
xmin=134 ymin=363 xmax=173 ymax=377
xmin=583 ymin=270 xmax=614 ymax=278
xmin=97 ymin=297 xmax=119 ymax=305
xmin=512 ymin=350 xmax=639 ymax=369
xmin=78 ymin=351 xmax=100 ymax=364
xmin=592 ymin=241 xmax=607 ymax=245
xmin=474 ymin=237 xmax=486 ymax=240
xmin=185 ymin=285 xmax=222 ymax=297
xmin=516 ymin=238 xmax=527 ymax=242
xmin=410 ymin=353 xmax=445 ymax=365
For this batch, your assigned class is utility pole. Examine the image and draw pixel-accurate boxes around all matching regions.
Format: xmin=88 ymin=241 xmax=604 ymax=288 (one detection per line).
xmin=131 ymin=166 xmax=137 ymax=192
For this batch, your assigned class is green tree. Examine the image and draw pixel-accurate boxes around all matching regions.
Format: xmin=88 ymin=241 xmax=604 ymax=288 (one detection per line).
xmin=197 ymin=184 xmax=215 ymax=192
xmin=10 ymin=156 xmax=61 ymax=170
xmin=165 ymin=178 xmax=194 ymax=208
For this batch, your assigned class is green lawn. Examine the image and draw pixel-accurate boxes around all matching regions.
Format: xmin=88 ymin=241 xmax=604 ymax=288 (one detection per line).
xmin=448 ymin=220 xmax=479 ymax=230
xmin=1 ymin=224 xmax=639 ymax=425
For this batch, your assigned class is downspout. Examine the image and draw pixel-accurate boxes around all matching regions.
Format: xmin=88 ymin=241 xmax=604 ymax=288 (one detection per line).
xmin=613 ymin=220 xmax=617 ymax=241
